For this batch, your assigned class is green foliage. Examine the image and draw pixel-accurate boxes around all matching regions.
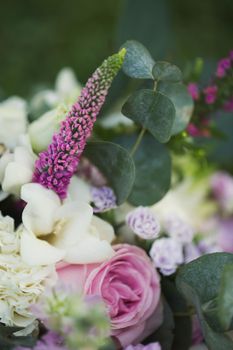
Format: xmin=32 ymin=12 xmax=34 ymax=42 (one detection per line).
xmin=122 ymin=89 xmax=175 ymax=143
xmin=122 ymin=40 xmax=155 ymax=79
xmin=121 ymin=40 xmax=193 ymax=145
xmin=126 ymin=134 xmax=171 ymax=206
xmin=157 ymin=81 xmax=194 ymax=135
xmin=84 ymin=141 xmax=135 ymax=205
xmin=176 ymin=253 xmax=233 ymax=350
xmin=162 ymin=278 xmax=192 ymax=350
xmin=218 ymin=264 xmax=233 ymax=330
xmin=0 ymin=323 xmax=37 ymax=350
xmin=144 ymin=300 xmax=174 ymax=350
xmin=152 ymin=61 xmax=182 ymax=82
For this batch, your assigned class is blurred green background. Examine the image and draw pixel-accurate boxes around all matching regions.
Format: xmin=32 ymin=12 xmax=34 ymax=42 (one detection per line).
xmin=0 ymin=0 xmax=232 ymax=98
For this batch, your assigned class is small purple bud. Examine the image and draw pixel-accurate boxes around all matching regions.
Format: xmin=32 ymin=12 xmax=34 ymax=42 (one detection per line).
xmin=126 ymin=206 xmax=160 ymax=240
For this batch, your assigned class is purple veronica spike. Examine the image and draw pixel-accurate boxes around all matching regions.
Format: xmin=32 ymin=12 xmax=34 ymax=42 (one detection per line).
xmin=126 ymin=206 xmax=160 ymax=240
xmin=91 ymin=186 xmax=117 ymax=212
xmin=33 ymin=49 xmax=126 ymax=199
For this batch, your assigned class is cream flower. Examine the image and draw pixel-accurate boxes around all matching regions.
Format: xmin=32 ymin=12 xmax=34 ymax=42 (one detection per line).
xmin=0 ymin=213 xmax=56 ymax=328
xmin=0 ymin=97 xmax=27 ymax=149
xmin=20 ymin=183 xmax=115 ymax=266
xmin=0 ymin=135 xmax=36 ymax=197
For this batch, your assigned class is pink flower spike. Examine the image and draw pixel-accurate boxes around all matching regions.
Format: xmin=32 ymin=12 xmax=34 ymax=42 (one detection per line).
xmin=33 ymin=49 xmax=126 ymax=199
xmin=187 ymin=83 xmax=199 ymax=100
xmin=203 ymin=85 xmax=218 ymax=104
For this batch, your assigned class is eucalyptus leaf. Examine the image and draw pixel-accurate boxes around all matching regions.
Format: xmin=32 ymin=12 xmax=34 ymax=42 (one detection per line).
xmin=176 ymin=253 xmax=233 ymax=349
xmin=218 ymin=264 xmax=233 ymax=330
xmin=158 ymin=81 xmax=193 ymax=135
xmin=126 ymin=134 xmax=171 ymax=205
xmin=162 ymin=279 xmax=192 ymax=350
xmin=84 ymin=141 xmax=135 ymax=205
xmin=121 ymin=40 xmax=155 ymax=79
xmin=144 ymin=300 xmax=174 ymax=350
xmin=0 ymin=323 xmax=37 ymax=349
xmin=152 ymin=61 xmax=182 ymax=82
xmin=122 ymin=89 xmax=175 ymax=143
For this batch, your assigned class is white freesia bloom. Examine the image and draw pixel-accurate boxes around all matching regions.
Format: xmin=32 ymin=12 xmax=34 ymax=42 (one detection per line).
xmin=20 ymin=183 xmax=115 ymax=266
xmin=29 ymin=104 xmax=69 ymax=153
xmin=0 ymin=97 xmax=27 ymax=149
xmin=0 ymin=213 xmax=56 ymax=328
xmin=0 ymin=135 xmax=36 ymax=197
xmin=30 ymin=67 xmax=82 ymax=112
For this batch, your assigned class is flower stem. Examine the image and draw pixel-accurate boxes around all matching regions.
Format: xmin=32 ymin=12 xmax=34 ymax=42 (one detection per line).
xmin=130 ymin=127 xmax=146 ymax=157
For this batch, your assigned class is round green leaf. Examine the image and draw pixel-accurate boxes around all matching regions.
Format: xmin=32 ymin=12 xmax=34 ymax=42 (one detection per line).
xmin=121 ymin=40 xmax=155 ymax=79
xmin=127 ymin=134 xmax=171 ymax=205
xmin=218 ymin=264 xmax=233 ymax=330
xmin=152 ymin=61 xmax=182 ymax=82
xmin=158 ymin=81 xmax=194 ymax=135
xmin=84 ymin=141 xmax=135 ymax=205
xmin=122 ymin=89 xmax=175 ymax=143
xmin=176 ymin=253 xmax=233 ymax=350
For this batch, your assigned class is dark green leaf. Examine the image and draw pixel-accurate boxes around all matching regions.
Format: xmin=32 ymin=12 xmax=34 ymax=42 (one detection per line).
xmin=218 ymin=264 xmax=233 ymax=330
xmin=122 ymin=89 xmax=175 ymax=143
xmin=128 ymin=134 xmax=171 ymax=205
xmin=162 ymin=278 xmax=192 ymax=350
xmin=121 ymin=40 xmax=155 ymax=79
xmin=176 ymin=253 xmax=233 ymax=349
xmin=158 ymin=82 xmax=193 ymax=135
xmin=152 ymin=61 xmax=182 ymax=82
xmin=144 ymin=300 xmax=174 ymax=350
xmin=0 ymin=323 xmax=38 ymax=349
xmin=84 ymin=141 xmax=135 ymax=205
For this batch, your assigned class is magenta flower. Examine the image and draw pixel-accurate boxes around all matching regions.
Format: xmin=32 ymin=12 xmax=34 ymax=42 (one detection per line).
xmin=33 ymin=49 xmax=126 ymax=199
xmin=187 ymin=83 xmax=199 ymax=100
xmin=216 ymin=57 xmax=231 ymax=78
xmin=203 ymin=85 xmax=218 ymax=104
xmin=223 ymin=97 xmax=233 ymax=112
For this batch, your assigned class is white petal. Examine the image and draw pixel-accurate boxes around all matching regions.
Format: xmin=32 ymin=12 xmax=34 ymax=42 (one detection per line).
xmin=20 ymin=230 xmax=65 ymax=265
xmin=64 ymin=234 xmax=115 ymax=264
xmin=53 ymin=201 xmax=93 ymax=248
xmin=67 ymin=176 xmax=92 ymax=203
xmin=0 ymin=152 xmax=14 ymax=182
xmin=91 ymin=215 xmax=115 ymax=243
xmin=2 ymin=162 xmax=33 ymax=196
xmin=21 ymin=183 xmax=61 ymax=235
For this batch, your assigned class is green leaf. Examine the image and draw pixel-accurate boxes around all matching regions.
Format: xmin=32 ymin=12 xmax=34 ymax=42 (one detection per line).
xmin=162 ymin=278 xmax=192 ymax=350
xmin=158 ymin=82 xmax=193 ymax=135
xmin=0 ymin=323 xmax=37 ymax=349
xmin=122 ymin=89 xmax=175 ymax=143
xmin=218 ymin=264 xmax=233 ymax=330
xmin=176 ymin=253 xmax=233 ymax=350
xmin=84 ymin=141 xmax=135 ymax=205
xmin=144 ymin=300 xmax=174 ymax=350
xmin=127 ymin=134 xmax=171 ymax=205
xmin=152 ymin=61 xmax=182 ymax=82
xmin=121 ymin=40 xmax=155 ymax=79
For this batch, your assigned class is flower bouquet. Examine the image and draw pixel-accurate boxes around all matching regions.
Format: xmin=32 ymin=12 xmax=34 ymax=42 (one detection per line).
xmin=0 ymin=40 xmax=233 ymax=350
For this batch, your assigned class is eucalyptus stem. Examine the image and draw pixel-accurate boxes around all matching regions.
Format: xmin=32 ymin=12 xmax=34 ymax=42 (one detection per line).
xmin=130 ymin=127 xmax=146 ymax=156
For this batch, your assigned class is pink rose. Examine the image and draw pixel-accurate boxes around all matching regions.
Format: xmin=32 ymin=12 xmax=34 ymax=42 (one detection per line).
xmin=57 ymin=244 xmax=162 ymax=348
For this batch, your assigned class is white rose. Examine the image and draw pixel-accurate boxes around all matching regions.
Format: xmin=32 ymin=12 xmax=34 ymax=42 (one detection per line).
xmin=20 ymin=183 xmax=115 ymax=266
xmin=0 ymin=135 xmax=36 ymax=197
xmin=0 ymin=97 xmax=27 ymax=149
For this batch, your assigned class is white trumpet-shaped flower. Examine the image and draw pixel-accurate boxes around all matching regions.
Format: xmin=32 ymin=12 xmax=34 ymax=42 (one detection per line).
xmin=20 ymin=183 xmax=115 ymax=266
